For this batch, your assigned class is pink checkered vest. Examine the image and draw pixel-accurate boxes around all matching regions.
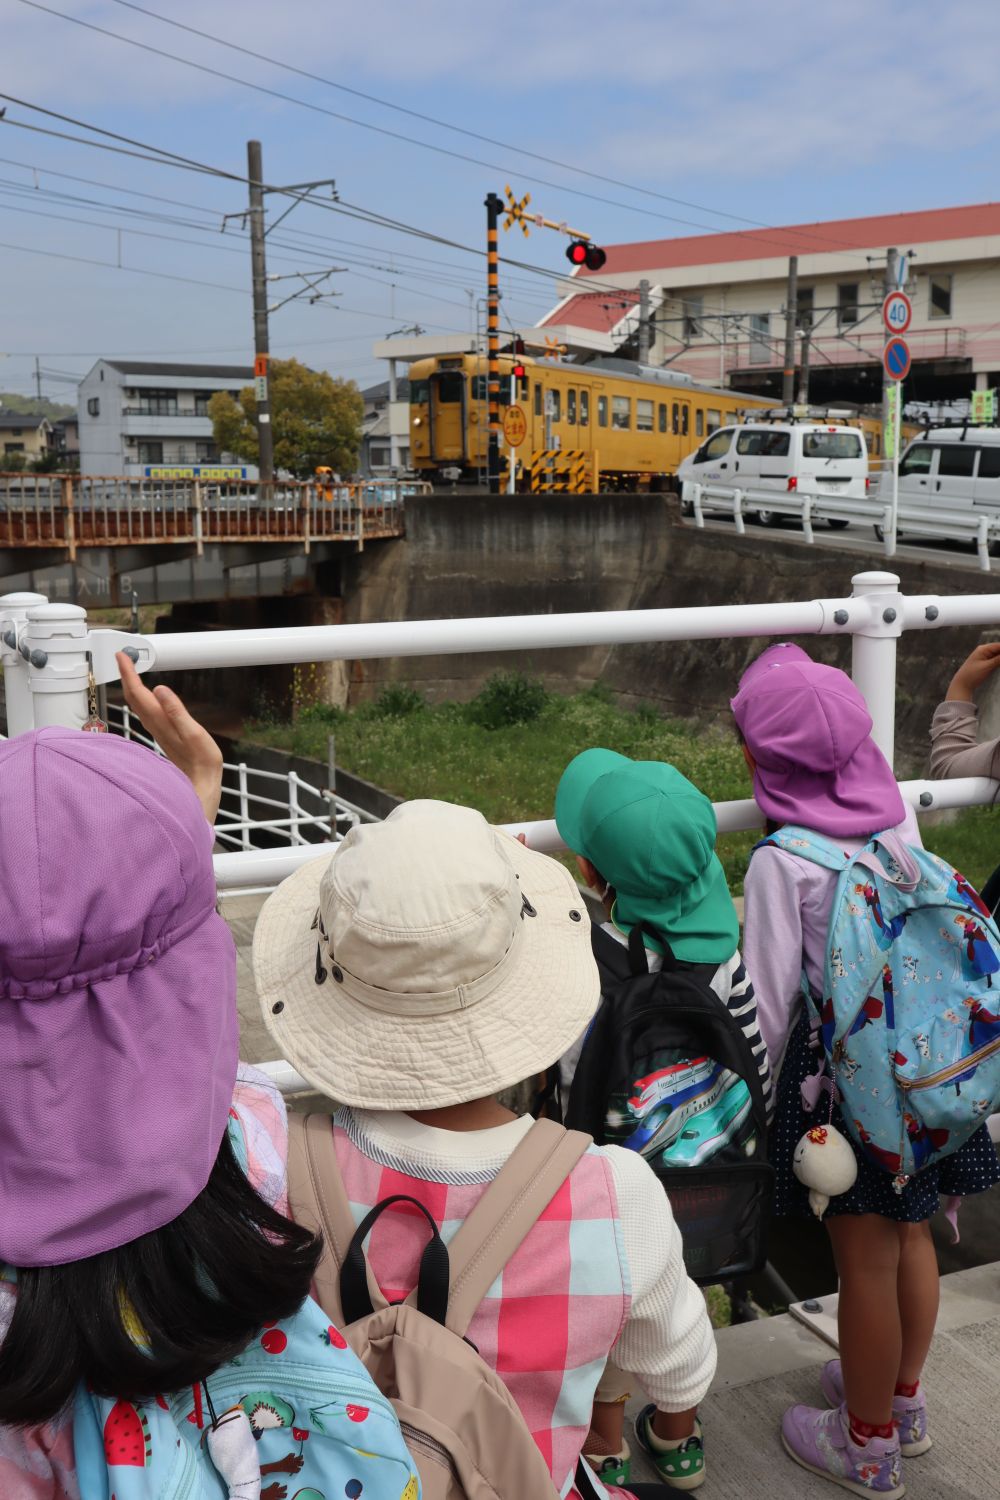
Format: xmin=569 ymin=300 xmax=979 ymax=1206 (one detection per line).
xmin=331 ymin=1109 xmax=632 ymax=1500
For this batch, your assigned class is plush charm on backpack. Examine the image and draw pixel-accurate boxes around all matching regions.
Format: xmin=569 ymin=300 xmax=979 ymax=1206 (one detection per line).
xmin=792 ymin=1123 xmax=858 ymax=1219
xmin=764 ymin=825 xmax=1000 ymax=1187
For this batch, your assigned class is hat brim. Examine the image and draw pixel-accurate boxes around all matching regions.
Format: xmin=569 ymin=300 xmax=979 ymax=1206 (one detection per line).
xmin=253 ymin=833 xmax=601 ymax=1111
xmin=555 ymin=747 xmax=631 ymax=854
xmin=613 ymin=851 xmax=740 ymax=965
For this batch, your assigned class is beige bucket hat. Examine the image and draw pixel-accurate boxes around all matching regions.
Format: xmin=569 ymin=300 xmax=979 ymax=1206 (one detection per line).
xmin=253 ymin=799 xmax=600 ymax=1111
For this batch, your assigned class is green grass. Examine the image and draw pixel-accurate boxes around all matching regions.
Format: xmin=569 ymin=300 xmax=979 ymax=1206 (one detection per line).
xmin=244 ymin=678 xmax=999 ymax=896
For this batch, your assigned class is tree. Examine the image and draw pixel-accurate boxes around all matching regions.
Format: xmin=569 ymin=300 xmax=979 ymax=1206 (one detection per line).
xmin=208 ymin=358 xmax=364 ymax=478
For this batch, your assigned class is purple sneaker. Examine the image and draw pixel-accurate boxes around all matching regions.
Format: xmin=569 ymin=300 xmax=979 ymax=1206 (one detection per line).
xmin=781 ymin=1401 xmax=904 ymax=1497
xmin=820 ymin=1361 xmax=931 ymax=1457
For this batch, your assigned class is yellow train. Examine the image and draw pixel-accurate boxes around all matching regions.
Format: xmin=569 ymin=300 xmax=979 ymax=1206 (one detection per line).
xmin=408 ymin=353 xmax=774 ymax=489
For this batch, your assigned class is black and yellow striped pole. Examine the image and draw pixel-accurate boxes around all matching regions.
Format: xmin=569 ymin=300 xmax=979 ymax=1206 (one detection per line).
xmin=485 ymin=191 xmax=503 ymax=493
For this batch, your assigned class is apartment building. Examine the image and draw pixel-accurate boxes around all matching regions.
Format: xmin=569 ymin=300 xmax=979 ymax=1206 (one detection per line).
xmin=77 ymin=360 xmax=254 ymax=477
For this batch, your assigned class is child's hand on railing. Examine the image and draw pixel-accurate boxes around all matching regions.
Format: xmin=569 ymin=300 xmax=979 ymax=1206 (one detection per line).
xmin=116 ymin=651 xmax=224 ymax=824
xmin=946 ymin=641 xmax=1000 ymax=703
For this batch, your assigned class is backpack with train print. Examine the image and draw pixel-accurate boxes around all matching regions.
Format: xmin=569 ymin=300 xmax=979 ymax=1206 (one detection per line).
xmin=762 ymin=824 xmax=1000 ymax=1184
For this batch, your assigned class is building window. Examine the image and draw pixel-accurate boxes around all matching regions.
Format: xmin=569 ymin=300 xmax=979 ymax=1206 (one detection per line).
xmin=579 ymin=390 xmax=589 ymax=426
xmin=696 ymin=409 xmax=704 ymax=437
xmin=683 ymin=296 xmax=703 ymax=339
xmin=138 ymin=441 xmax=164 ymax=464
xmin=837 ymin=283 xmax=859 ymax=326
xmin=196 ymin=441 xmax=219 ymax=462
xmin=611 ymin=395 xmax=631 ymax=430
xmin=567 ymin=388 xmax=577 ymax=424
xmin=929 ymin=274 xmax=953 ymax=319
xmin=4 ymin=442 xmax=25 ymax=454
xmin=658 ymin=403 xmax=667 ymax=433
xmin=796 ymin=287 xmax=814 ymax=330
xmin=87 ymin=397 xmax=100 ymax=417
xmin=598 ymin=395 xmax=608 ymax=427
xmin=137 ymin=390 xmax=178 ymax=416
xmin=749 ymin=313 xmax=771 ymax=363
xmin=636 ymin=399 xmax=654 ymax=432
xmin=194 ymin=392 xmax=219 ymax=416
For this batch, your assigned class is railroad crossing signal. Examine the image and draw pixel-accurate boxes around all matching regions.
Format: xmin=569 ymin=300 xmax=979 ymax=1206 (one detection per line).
xmin=503 ymin=185 xmax=532 ymax=236
xmin=543 ymin=335 xmax=567 ymax=360
xmin=566 ymin=239 xmax=607 ymax=271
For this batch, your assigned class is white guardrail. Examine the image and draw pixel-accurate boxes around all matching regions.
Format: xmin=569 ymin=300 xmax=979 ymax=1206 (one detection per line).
xmin=682 ymin=479 xmax=999 ymax=572
xmin=3 ymin=574 xmax=1000 ymax=1093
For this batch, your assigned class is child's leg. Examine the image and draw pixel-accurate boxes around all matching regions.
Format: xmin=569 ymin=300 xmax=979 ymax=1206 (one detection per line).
xmin=587 ymin=1400 xmax=626 ymax=1452
xmin=651 ymin=1408 xmax=699 ymax=1441
xmin=826 ymin=1214 xmax=901 ymax=1426
xmin=896 ymin=1220 xmax=939 ymax=1388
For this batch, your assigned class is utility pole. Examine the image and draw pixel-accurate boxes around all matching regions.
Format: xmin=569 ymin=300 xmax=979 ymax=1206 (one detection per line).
xmin=34 ymin=356 xmax=42 ymax=403
xmin=797 ymin=327 xmax=811 ymax=405
xmin=638 ymin=279 xmax=651 ymax=365
xmin=881 ymin=246 xmax=900 ymax=454
xmin=782 ymin=257 xmax=798 ymax=405
xmin=485 ymin=191 xmax=503 ymax=494
xmin=247 ymin=140 xmax=274 ymax=487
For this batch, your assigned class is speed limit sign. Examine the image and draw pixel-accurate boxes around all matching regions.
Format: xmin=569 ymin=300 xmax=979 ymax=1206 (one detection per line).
xmin=883 ymin=291 xmax=912 ymax=335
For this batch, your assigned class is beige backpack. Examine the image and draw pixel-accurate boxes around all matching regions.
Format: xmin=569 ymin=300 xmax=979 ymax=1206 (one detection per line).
xmin=287 ymin=1114 xmax=592 ymax=1500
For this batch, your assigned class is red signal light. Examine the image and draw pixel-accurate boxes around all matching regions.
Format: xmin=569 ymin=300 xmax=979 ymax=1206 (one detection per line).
xmin=513 ymin=363 xmax=526 ymax=379
xmin=567 ymin=240 xmax=589 ymax=266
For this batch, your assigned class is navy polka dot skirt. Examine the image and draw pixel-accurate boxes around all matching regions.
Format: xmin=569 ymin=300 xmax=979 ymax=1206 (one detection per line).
xmin=771 ymin=1008 xmax=1000 ymax=1222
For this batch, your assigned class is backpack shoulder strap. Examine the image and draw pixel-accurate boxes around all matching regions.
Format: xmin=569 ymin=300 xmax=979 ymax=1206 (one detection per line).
xmin=286 ymin=1112 xmax=388 ymax=1323
xmin=442 ymin=1118 xmax=591 ymax=1337
xmin=757 ymin=824 xmax=852 ymax=872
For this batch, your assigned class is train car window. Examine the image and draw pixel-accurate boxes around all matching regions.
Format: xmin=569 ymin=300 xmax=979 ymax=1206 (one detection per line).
xmin=681 ymin=406 xmax=689 ymax=436
xmin=695 ymin=410 xmax=704 ymax=437
xmin=706 ymin=408 xmax=722 ymax=433
xmin=636 ymin=399 xmax=654 ymax=432
xmin=534 ymin=383 xmax=542 ymax=417
xmin=437 ymin=372 xmax=465 ymax=403
xmin=579 ymin=390 xmax=590 ymax=426
xmin=410 ymin=379 xmax=430 ymax=404
xmin=548 ymin=388 xmax=562 ymax=422
xmin=672 ymin=402 xmax=680 ymax=434
xmin=598 ymin=396 xmax=608 ymax=427
xmin=612 ymin=396 xmax=631 ymax=430
xmin=658 ymin=403 xmax=667 ymax=433
xmin=568 ymin=388 xmax=577 ymax=424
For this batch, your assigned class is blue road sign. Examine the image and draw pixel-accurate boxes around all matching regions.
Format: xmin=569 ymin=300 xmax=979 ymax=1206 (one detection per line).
xmin=883 ymin=337 xmax=911 ymax=381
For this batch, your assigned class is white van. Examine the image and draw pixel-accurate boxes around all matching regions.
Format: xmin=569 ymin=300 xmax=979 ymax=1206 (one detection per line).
xmin=678 ymin=419 xmax=869 ymax=527
xmin=892 ymin=427 xmax=1000 ymax=519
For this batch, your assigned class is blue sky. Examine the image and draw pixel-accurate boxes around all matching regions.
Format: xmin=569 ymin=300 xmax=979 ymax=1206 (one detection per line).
xmin=2 ymin=0 xmax=999 ymax=400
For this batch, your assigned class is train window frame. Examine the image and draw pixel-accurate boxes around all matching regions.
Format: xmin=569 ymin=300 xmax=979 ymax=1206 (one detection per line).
xmin=636 ymin=398 xmax=654 ymax=433
xmin=611 ymin=395 xmax=631 ymax=430
xmin=409 ymin=378 xmax=430 ymax=405
xmin=695 ymin=409 xmax=704 ymax=437
xmin=598 ymin=395 xmax=608 ymax=428
xmin=471 ymin=375 xmax=487 ymax=402
xmin=567 ymin=388 xmax=577 ymax=424
xmin=658 ymin=403 xmax=667 ymax=434
xmin=534 ymin=382 xmax=542 ymax=417
xmin=579 ymin=390 xmax=590 ymax=427
xmin=706 ymin=408 xmax=722 ymax=433
xmin=672 ymin=402 xmax=680 ymax=435
xmin=681 ymin=405 xmax=689 ymax=437
xmin=548 ymin=388 xmax=561 ymax=422
xmin=436 ymin=372 xmax=465 ymax=403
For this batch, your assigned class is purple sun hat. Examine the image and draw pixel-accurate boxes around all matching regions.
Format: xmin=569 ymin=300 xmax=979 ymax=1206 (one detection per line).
xmin=0 ymin=727 xmax=238 ymax=1268
xmin=731 ymin=647 xmax=904 ymax=838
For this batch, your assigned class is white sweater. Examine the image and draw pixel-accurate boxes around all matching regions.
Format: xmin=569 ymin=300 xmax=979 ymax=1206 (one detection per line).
xmin=352 ymin=1108 xmax=718 ymax=1412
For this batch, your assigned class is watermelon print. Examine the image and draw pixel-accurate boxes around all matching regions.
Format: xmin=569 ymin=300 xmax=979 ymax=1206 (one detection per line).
xmin=103 ymin=1399 xmax=151 ymax=1467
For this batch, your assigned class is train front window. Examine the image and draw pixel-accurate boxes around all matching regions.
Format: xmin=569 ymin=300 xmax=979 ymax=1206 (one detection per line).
xmin=612 ymin=396 xmax=631 ymax=430
xmin=579 ymin=390 xmax=589 ymax=426
xmin=636 ymin=399 xmax=654 ymax=433
xmin=436 ymin=372 xmax=465 ymax=404
xmin=410 ymin=379 xmax=430 ymax=404
xmin=567 ymin=388 xmax=577 ymax=424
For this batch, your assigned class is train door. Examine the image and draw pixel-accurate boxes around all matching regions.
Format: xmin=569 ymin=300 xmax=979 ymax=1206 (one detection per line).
xmin=428 ymin=367 xmax=467 ymax=464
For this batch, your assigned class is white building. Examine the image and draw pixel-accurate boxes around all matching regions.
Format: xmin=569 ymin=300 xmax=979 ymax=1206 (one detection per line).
xmin=535 ymin=203 xmax=1000 ymax=408
xmin=360 ymin=377 xmax=411 ymax=475
xmin=77 ymin=360 xmax=254 ymax=477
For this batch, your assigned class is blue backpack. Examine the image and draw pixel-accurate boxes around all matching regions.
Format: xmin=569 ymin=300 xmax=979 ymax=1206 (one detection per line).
xmin=761 ymin=825 xmax=1000 ymax=1184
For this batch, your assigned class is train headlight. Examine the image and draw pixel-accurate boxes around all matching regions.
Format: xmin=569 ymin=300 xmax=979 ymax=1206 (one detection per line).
xmin=413 ymin=416 xmax=422 ymax=426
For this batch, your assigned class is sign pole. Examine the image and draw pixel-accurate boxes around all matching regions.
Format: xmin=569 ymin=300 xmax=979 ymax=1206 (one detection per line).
xmin=485 ymin=191 xmax=503 ymax=495
xmin=507 ymin=368 xmax=516 ymax=494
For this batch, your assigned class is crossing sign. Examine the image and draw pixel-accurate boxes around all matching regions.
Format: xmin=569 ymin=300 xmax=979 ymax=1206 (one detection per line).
xmin=502 ymin=184 xmax=532 ymax=236
xmin=882 ymin=291 xmax=912 ymax=335
xmin=883 ymin=337 xmax=911 ymax=381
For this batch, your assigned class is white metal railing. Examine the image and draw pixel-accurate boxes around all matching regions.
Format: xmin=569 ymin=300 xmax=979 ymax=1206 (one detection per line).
xmin=109 ymin=702 xmax=374 ymax=853
xmin=5 ymin=573 xmax=1000 ymax=1091
xmin=683 ymin=479 xmax=999 ymax=572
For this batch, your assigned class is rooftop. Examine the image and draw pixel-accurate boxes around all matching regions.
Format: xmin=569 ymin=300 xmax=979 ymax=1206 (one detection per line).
xmin=103 ymin=360 xmax=253 ymax=379
xmin=0 ymin=412 xmax=50 ymax=429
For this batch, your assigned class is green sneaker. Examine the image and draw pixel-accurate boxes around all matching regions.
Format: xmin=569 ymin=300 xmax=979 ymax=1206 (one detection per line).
xmin=584 ymin=1442 xmax=632 ymax=1487
xmin=634 ymin=1407 xmax=705 ymax=1490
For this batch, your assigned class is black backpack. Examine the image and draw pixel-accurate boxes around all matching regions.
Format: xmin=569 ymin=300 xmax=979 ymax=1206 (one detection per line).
xmin=564 ymin=922 xmax=772 ymax=1285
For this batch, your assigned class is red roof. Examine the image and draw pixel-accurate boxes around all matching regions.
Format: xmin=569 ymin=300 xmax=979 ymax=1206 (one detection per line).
xmin=539 ymin=288 xmax=639 ymax=332
xmin=573 ymin=201 xmax=1000 ymax=279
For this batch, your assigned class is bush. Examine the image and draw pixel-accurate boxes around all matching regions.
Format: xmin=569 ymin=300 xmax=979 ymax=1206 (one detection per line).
xmin=296 ymin=701 xmax=344 ymax=727
xmin=373 ymin=683 xmax=426 ymax=717
xmin=467 ymin=670 xmax=548 ymax=730
xmin=633 ymin=700 xmax=661 ymax=727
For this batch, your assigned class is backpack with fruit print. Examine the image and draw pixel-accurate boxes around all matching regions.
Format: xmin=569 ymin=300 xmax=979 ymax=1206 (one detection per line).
xmin=71 ymin=1288 xmax=420 ymax=1500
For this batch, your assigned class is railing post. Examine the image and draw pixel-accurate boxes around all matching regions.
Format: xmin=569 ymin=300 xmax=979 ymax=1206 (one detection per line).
xmin=24 ymin=603 xmax=90 ymax=730
xmin=732 ymin=487 xmax=746 ymax=536
xmin=238 ymin=762 xmax=251 ymax=851
xmin=356 ymin=493 xmax=365 ymax=553
xmin=288 ymin=771 xmax=302 ymax=845
xmin=301 ymin=485 xmax=311 ymax=556
xmin=850 ymin=570 xmax=903 ymax=767
xmin=0 ymin=591 xmax=47 ymax=736
xmin=691 ymin=482 xmax=704 ymax=528
xmin=193 ymin=479 xmax=204 ymax=558
xmin=62 ymin=474 xmax=76 ymax=563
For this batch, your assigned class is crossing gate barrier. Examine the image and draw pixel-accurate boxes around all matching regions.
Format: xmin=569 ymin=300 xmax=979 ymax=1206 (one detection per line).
xmin=528 ymin=449 xmax=598 ymax=493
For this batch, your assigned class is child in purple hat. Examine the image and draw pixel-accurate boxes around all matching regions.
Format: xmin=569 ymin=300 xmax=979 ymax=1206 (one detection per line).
xmin=0 ymin=663 xmax=321 ymax=1497
xmin=734 ymin=644 xmax=1000 ymax=1497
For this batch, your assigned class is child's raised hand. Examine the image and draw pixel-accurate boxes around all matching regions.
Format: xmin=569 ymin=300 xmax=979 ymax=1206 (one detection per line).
xmin=116 ymin=651 xmax=224 ymax=824
xmin=946 ymin=641 xmax=1000 ymax=702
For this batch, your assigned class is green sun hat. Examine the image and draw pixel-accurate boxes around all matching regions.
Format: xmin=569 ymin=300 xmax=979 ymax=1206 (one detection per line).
xmin=554 ymin=748 xmax=739 ymax=964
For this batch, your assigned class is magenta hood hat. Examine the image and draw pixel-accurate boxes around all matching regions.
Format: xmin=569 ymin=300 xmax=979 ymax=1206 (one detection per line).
xmin=731 ymin=646 xmax=905 ymax=838
xmin=0 ymin=728 xmax=238 ymax=1268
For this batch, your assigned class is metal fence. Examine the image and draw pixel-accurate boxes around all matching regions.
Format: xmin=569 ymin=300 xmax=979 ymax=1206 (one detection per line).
xmin=4 ymin=572 xmax=1000 ymax=1090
